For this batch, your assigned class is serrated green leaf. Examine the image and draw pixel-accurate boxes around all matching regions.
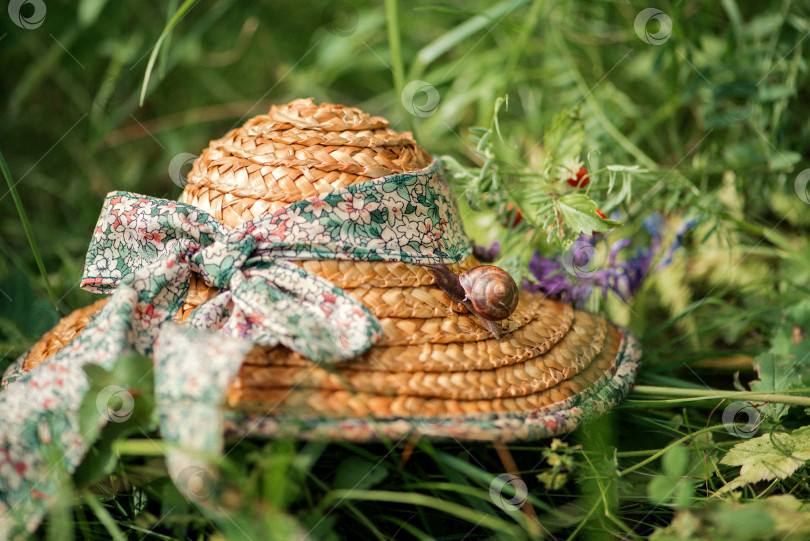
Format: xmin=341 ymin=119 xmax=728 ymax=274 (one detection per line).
xmin=749 ymin=299 xmax=810 ymax=421
xmin=718 ymin=425 xmax=810 ymax=494
xmin=557 ymin=193 xmax=621 ymax=235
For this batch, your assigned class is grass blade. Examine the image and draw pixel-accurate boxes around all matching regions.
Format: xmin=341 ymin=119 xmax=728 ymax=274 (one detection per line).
xmin=0 ymin=148 xmax=58 ymax=310
xmin=139 ymin=0 xmax=198 ymax=105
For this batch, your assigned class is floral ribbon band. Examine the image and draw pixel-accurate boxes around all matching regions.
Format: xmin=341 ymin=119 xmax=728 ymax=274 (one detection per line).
xmin=0 ymin=160 xmax=471 ymax=536
xmin=81 ymin=159 xmax=469 ymax=363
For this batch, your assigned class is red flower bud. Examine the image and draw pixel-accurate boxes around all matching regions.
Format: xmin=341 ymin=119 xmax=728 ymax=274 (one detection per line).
xmin=502 ymin=203 xmax=523 ymax=227
xmin=591 ymin=208 xmax=607 ymax=235
xmin=566 ymin=166 xmax=590 ymax=188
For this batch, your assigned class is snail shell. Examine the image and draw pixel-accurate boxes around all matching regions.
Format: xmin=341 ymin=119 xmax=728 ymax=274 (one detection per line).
xmin=459 ymin=265 xmax=519 ymax=321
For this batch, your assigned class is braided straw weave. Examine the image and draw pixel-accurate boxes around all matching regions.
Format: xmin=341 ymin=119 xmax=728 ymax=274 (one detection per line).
xmin=22 ymin=98 xmax=634 ymax=429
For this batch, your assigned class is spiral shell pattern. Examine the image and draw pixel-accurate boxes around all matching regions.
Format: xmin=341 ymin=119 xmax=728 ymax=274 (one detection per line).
xmin=459 ymin=265 xmax=519 ymax=321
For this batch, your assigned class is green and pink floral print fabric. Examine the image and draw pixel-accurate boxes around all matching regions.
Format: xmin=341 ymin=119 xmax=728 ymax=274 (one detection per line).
xmin=0 ymin=161 xmax=470 ymax=536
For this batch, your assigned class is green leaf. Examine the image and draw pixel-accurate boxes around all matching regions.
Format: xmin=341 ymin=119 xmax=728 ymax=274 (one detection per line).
xmin=652 ymin=495 xmax=810 ymax=541
xmin=74 ymin=353 xmax=157 ymax=485
xmin=0 ymin=267 xmax=59 ymax=337
xmin=333 ymin=456 xmax=389 ymax=490
xmin=410 ymin=0 xmax=528 ymax=79
xmin=647 ymin=476 xmax=694 ymax=509
xmin=647 ymin=476 xmax=674 ymax=505
xmin=768 ymin=150 xmax=801 ymax=171
xmin=718 ymin=425 xmax=810 ymax=494
xmin=647 ymin=445 xmax=694 ymax=508
xmin=674 ymin=482 xmax=693 ymax=510
xmin=662 ymin=444 xmax=689 ymax=477
xmin=557 ymin=193 xmax=621 ymax=236
xmin=77 ymin=0 xmax=109 ymax=27
xmin=757 ymin=84 xmax=797 ymax=102
xmin=749 ymin=299 xmax=810 ymax=420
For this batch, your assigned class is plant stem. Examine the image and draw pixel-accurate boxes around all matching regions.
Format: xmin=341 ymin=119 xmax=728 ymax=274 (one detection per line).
xmin=618 ymin=424 xmax=730 ymax=477
xmin=0 ymin=148 xmax=58 ymax=310
xmin=112 ymin=438 xmax=167 ymax=456
xmin=630 ymin=385 xmax=810 ymax=407
xmin=616 ymin=440 xmax=737 ymax=457
xmin=384 ymin=0 xmax=406 ymax=98
xmin=384 ymin=0 xmax=410 ymax=130
xmin=324 ymin=489 xmax=525 ymax=538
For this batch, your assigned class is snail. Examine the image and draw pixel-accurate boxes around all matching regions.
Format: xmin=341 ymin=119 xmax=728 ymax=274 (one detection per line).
xmin=428 ymin=263 xmax=519 ymax=339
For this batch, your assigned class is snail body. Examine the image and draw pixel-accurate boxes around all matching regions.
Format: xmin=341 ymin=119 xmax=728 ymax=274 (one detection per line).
xmin=428 ymin=263 xmax=519 ymax=339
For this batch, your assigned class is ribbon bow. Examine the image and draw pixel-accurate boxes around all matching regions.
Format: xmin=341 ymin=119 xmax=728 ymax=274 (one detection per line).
xmin=83 ymin=195 xmax=373 ymax=364
xmin=0 ymin=160 xmax=471 ymax=535
xmin=78 ymin=160 xmax=470 ymax=362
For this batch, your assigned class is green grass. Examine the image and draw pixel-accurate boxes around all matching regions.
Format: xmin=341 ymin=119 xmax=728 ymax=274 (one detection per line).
xmin=2 ymin=0 xmax=810 ymax=539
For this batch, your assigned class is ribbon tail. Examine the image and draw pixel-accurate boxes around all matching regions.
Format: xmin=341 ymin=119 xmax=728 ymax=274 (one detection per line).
xmin=153 ymin=324 xmax=251 ymax=504
xmin=0 ymin=256 xmax=190 ymax=536
xmin=0 ymin=286 xmax=140 ymax=536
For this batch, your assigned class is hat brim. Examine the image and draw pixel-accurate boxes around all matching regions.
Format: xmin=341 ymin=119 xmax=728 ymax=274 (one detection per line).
xmin=221 ymin=326 xmax=641 ymax=442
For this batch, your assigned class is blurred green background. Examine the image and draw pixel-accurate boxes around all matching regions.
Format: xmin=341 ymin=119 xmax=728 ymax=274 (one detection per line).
xmin=2 ymin=0 xmax=810 ymax=539
xmin=3 ymin=0 xmax=806 ymax=339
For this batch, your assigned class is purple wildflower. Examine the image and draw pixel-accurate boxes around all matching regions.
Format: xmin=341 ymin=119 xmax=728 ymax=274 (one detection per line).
xmin=473 ymin=241 xmax=501 ymax=263
xmin=526 ymin=253 xmax=572 ymax=297
xmin=525 ymin=214 xmax=696 ymax=308
xmin=657 ymin=216 xmax=698 ymax=270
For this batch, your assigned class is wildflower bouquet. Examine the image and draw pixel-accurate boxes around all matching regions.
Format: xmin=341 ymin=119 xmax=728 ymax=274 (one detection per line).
xmin=444 ymin=97 xmax=699 ymax=310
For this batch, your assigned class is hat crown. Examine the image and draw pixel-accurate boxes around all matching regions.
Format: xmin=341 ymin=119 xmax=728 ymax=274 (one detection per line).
xmin=259 ymin=97 xmax=389 ymax=132
xmin=179 ymin=98 xmax=433 ymax=227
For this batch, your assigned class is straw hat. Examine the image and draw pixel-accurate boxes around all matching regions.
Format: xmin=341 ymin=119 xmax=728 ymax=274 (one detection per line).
xmin=19 ymin=98 xmax=641 ymax=442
